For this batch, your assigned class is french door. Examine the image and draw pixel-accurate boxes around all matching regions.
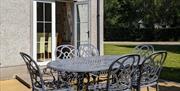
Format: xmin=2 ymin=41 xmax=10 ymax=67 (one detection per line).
xmin=33 ymin=1 xmax=56 ymax=64
xmin=74 ymin=1 xmax=90 ymax=47
xmin=32 ymin=0 xmax=90 ymax=64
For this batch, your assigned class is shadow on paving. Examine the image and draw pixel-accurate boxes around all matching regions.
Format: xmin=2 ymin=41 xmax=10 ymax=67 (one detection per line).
xmin=159 ymin=85 xmax=180 ymax=91
xmin=154 ymin=45 xmax=180 ymax=54
xmin=160 ymin=67 xmax=180 ymax=82
xmin=158 ymin=80 xmax=180 ymax=91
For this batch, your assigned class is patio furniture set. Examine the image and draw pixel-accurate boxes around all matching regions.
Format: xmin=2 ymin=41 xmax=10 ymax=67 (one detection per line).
xmin=20 ymin=44 xmax=167 ymax=91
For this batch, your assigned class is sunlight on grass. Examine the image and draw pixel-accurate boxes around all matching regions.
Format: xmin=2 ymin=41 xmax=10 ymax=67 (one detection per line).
xmin=104 ymin=44 xmax=180 ymax=82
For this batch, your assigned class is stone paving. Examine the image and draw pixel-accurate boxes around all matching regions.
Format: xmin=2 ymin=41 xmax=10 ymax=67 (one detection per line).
xmin=1 ymin=79 xmax=180 ymax=91
xmin=0 ymin=79 xmax=31 ymax=91
xmin=140 ymin=80 xmax=180 ymax=91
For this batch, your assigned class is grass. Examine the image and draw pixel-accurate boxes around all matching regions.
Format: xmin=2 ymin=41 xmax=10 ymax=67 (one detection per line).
xmin=104 ymin=44 xmax=180 ymax=82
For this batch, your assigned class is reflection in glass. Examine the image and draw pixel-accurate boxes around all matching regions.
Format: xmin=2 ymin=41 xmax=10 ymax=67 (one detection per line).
xmin=37 ymin=2 xmax=43 ymax=21
xmin=56 ymin=2 xmax=74 ymax=45
xmin=45 ymin=3 xmax=52 ymax=21
xmin=77 ymin=4 xmax=88 ymax=23
xmin=37 ymin=23 xmax=43 ymax=32
xmin=36 ymin=2 xmax=52 ymax=62
xmin=76 ymin=3 xmax=89 ymax=45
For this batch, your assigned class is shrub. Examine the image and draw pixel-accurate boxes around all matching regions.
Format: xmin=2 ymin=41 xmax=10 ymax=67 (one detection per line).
xmin=104 ymin=27 xmax=180 ymax=41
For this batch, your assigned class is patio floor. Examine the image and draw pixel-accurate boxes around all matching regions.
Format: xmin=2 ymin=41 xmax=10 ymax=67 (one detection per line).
xmin=0 ymin=79 xmax=31 ymax=91
xmin=1 ymin=79 xmax=180 ymax=91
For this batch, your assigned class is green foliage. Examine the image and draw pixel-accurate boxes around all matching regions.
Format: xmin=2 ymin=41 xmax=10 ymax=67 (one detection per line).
xmin=105 ymin=0 xmax=142 ymax=28
xmin=104 ymin=27 xmax=180 ymax=41
xmin=104 ymin=0 xmax=179 ymax=28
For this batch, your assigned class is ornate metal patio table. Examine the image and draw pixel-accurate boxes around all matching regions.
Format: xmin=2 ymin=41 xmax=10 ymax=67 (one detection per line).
xmin=47 ymin=55 xmax=142 ymax=90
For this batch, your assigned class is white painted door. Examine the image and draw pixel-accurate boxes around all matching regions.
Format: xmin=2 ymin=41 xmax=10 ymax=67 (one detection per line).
xmin=33 ymin=1 xmax=56 ymax=65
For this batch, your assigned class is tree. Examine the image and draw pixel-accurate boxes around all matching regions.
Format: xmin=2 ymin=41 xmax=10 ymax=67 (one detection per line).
xmin=104 ymin=0 xmax=179 ymax=28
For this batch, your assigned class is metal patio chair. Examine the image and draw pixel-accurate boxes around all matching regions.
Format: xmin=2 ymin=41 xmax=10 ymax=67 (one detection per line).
xmin=20 ymin=52 xmax=73 ymax=91
xmin=78 ymin=44 xmax=100 ymax=84
xmin=132 ymin=51 xmax=167 ymax=91
xmin=55 ymin=45 xmax=79 ymax=59
xmin=55 ymin=45 xmax=79 ymax=84
xmin=78 ymin=44 xmax=99 ymax=57
xmin=133 ymin=44 xmax=154 ymax=58
xmin=88 ymin=54 xmax=140 ymax=91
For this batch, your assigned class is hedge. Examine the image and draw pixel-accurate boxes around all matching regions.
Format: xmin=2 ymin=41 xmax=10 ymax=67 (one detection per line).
xmin=104 ymin=27 xmax=180 ymax=41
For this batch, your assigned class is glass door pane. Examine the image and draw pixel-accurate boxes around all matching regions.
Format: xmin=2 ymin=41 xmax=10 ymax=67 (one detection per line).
xmin=75 ymin=2 xmax=90 ymax=46
xmin=36 ymin=2 xmax=52 ymax=62
xmin=56 ymin=2 xmax=74 ymax=46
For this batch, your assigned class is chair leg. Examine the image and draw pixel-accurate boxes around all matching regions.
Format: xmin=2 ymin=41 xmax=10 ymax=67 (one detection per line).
xmin=92 ymin=76 xmax=96 ymax=84
xmin=147 ymin=86 xmax=150 ymax=91
xmin=86 ymin=73 xmax=90 ymax=91
xmin=135 ymin=86 xmax=140 ymax=91
xmin=131 ymin=87 xmax=136 ymax=91
xmin=156 ymin=84 xmax=159 ymax=91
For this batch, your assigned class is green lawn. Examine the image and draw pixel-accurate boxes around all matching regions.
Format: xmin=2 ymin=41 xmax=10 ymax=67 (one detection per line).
xmin=104 ymin=44 xmax=180 ymax=82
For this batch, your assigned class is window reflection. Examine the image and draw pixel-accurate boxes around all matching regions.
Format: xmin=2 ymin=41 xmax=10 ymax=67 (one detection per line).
xmin=37 ymin=2 xmax=52 ymax=62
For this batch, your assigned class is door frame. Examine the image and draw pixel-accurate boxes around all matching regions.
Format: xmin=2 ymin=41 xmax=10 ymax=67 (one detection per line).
xmin=33 ymin=0 xmax=56 ymax=65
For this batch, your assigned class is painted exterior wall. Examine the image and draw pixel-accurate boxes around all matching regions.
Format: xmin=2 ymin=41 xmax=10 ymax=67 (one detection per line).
xmin=90 ymin=0 xmax=104 ymax=55
xmin=90 ymin=0 xmax=98 ymax=47
xmin=0 ymin=0 xmax=103 ymax=79
xmin=99 ymin=0 xmax=104 ymax=55
xmin=0 ymin=0 xmax=31 ymax=67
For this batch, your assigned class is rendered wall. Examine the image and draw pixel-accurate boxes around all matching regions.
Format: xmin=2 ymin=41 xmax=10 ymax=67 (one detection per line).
xmin=0 ymin=0 xmax=31 ymax=67
xmin=0 ymin=0 xmax=104 ymax=80
xmin=90 ymin=0 xmax=104 ymax=55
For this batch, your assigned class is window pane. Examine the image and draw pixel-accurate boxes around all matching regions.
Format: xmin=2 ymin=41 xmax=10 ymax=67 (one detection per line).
xmin=77 ymin=23 xmax=89 ymax=43
xmin=45 ymin=23 xmax=51 ymax=41
xmin=45 ymin=3 xmax=52 ymax=21
xmin=37 ymin=28 xmax=45 ymax=62
xmin=37 ymin=32 xmax=45 ymax=62
xmin=37 ymin=2 xmax=43 ymax=21
xmin=37 ymin=23 xmax=43 ymax=33
xmin=45 ymin=23 xmax=52 ymax=60
xmin=45 ymin=23 xmax=51 ymax=33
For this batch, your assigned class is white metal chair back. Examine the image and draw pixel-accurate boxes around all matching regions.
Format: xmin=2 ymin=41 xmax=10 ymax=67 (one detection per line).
xmin=55 ymin=45 xmax=78 ymax=59
xmin=133 ymin=44 xmax=154 ymax=58
xmin=78 ymin=44 xmax=99 ymax=57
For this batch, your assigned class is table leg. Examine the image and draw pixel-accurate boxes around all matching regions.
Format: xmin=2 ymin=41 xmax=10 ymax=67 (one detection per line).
xmin=86 ymin=73 xmax=90 ymax=91
xmin=77 ymin=73 xmax=85 ymax=91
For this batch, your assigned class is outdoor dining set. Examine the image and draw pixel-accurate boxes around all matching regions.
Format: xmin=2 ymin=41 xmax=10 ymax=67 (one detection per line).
xmin=20 ymin=44 xmax=167 ymax=91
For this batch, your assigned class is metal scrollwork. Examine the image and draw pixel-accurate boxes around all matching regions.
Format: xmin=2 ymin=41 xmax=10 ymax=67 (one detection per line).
xmin=139 ymin=51 xmax=167 ymax=85
xmin=133 ymin=44 xmax=154 ymax=58
xmin=79 ymin=44 xmax=99 ymax=57
xmin=88 ymin=54 xmax=140 ymax=91
xmin=107 ymin=55 xmax=140 ymax=91
xmin=132 ymin=51 xmax=167 ymax=91
xmin=20 ymin=52 xmax=72 ymax=91
xmin=20 ymin=52 xmax=48 ymax=91
xmin=55 ymin=45 xmax=79 ymax=59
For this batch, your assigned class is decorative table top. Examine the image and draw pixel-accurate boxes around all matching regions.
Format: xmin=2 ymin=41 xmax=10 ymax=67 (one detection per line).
xmin=47 ymin=55 xmax=143 ymax=73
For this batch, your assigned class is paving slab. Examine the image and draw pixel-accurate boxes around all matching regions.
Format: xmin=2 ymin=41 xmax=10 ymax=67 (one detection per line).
xmin=0 ymin=79 xmax=31 ymax=91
